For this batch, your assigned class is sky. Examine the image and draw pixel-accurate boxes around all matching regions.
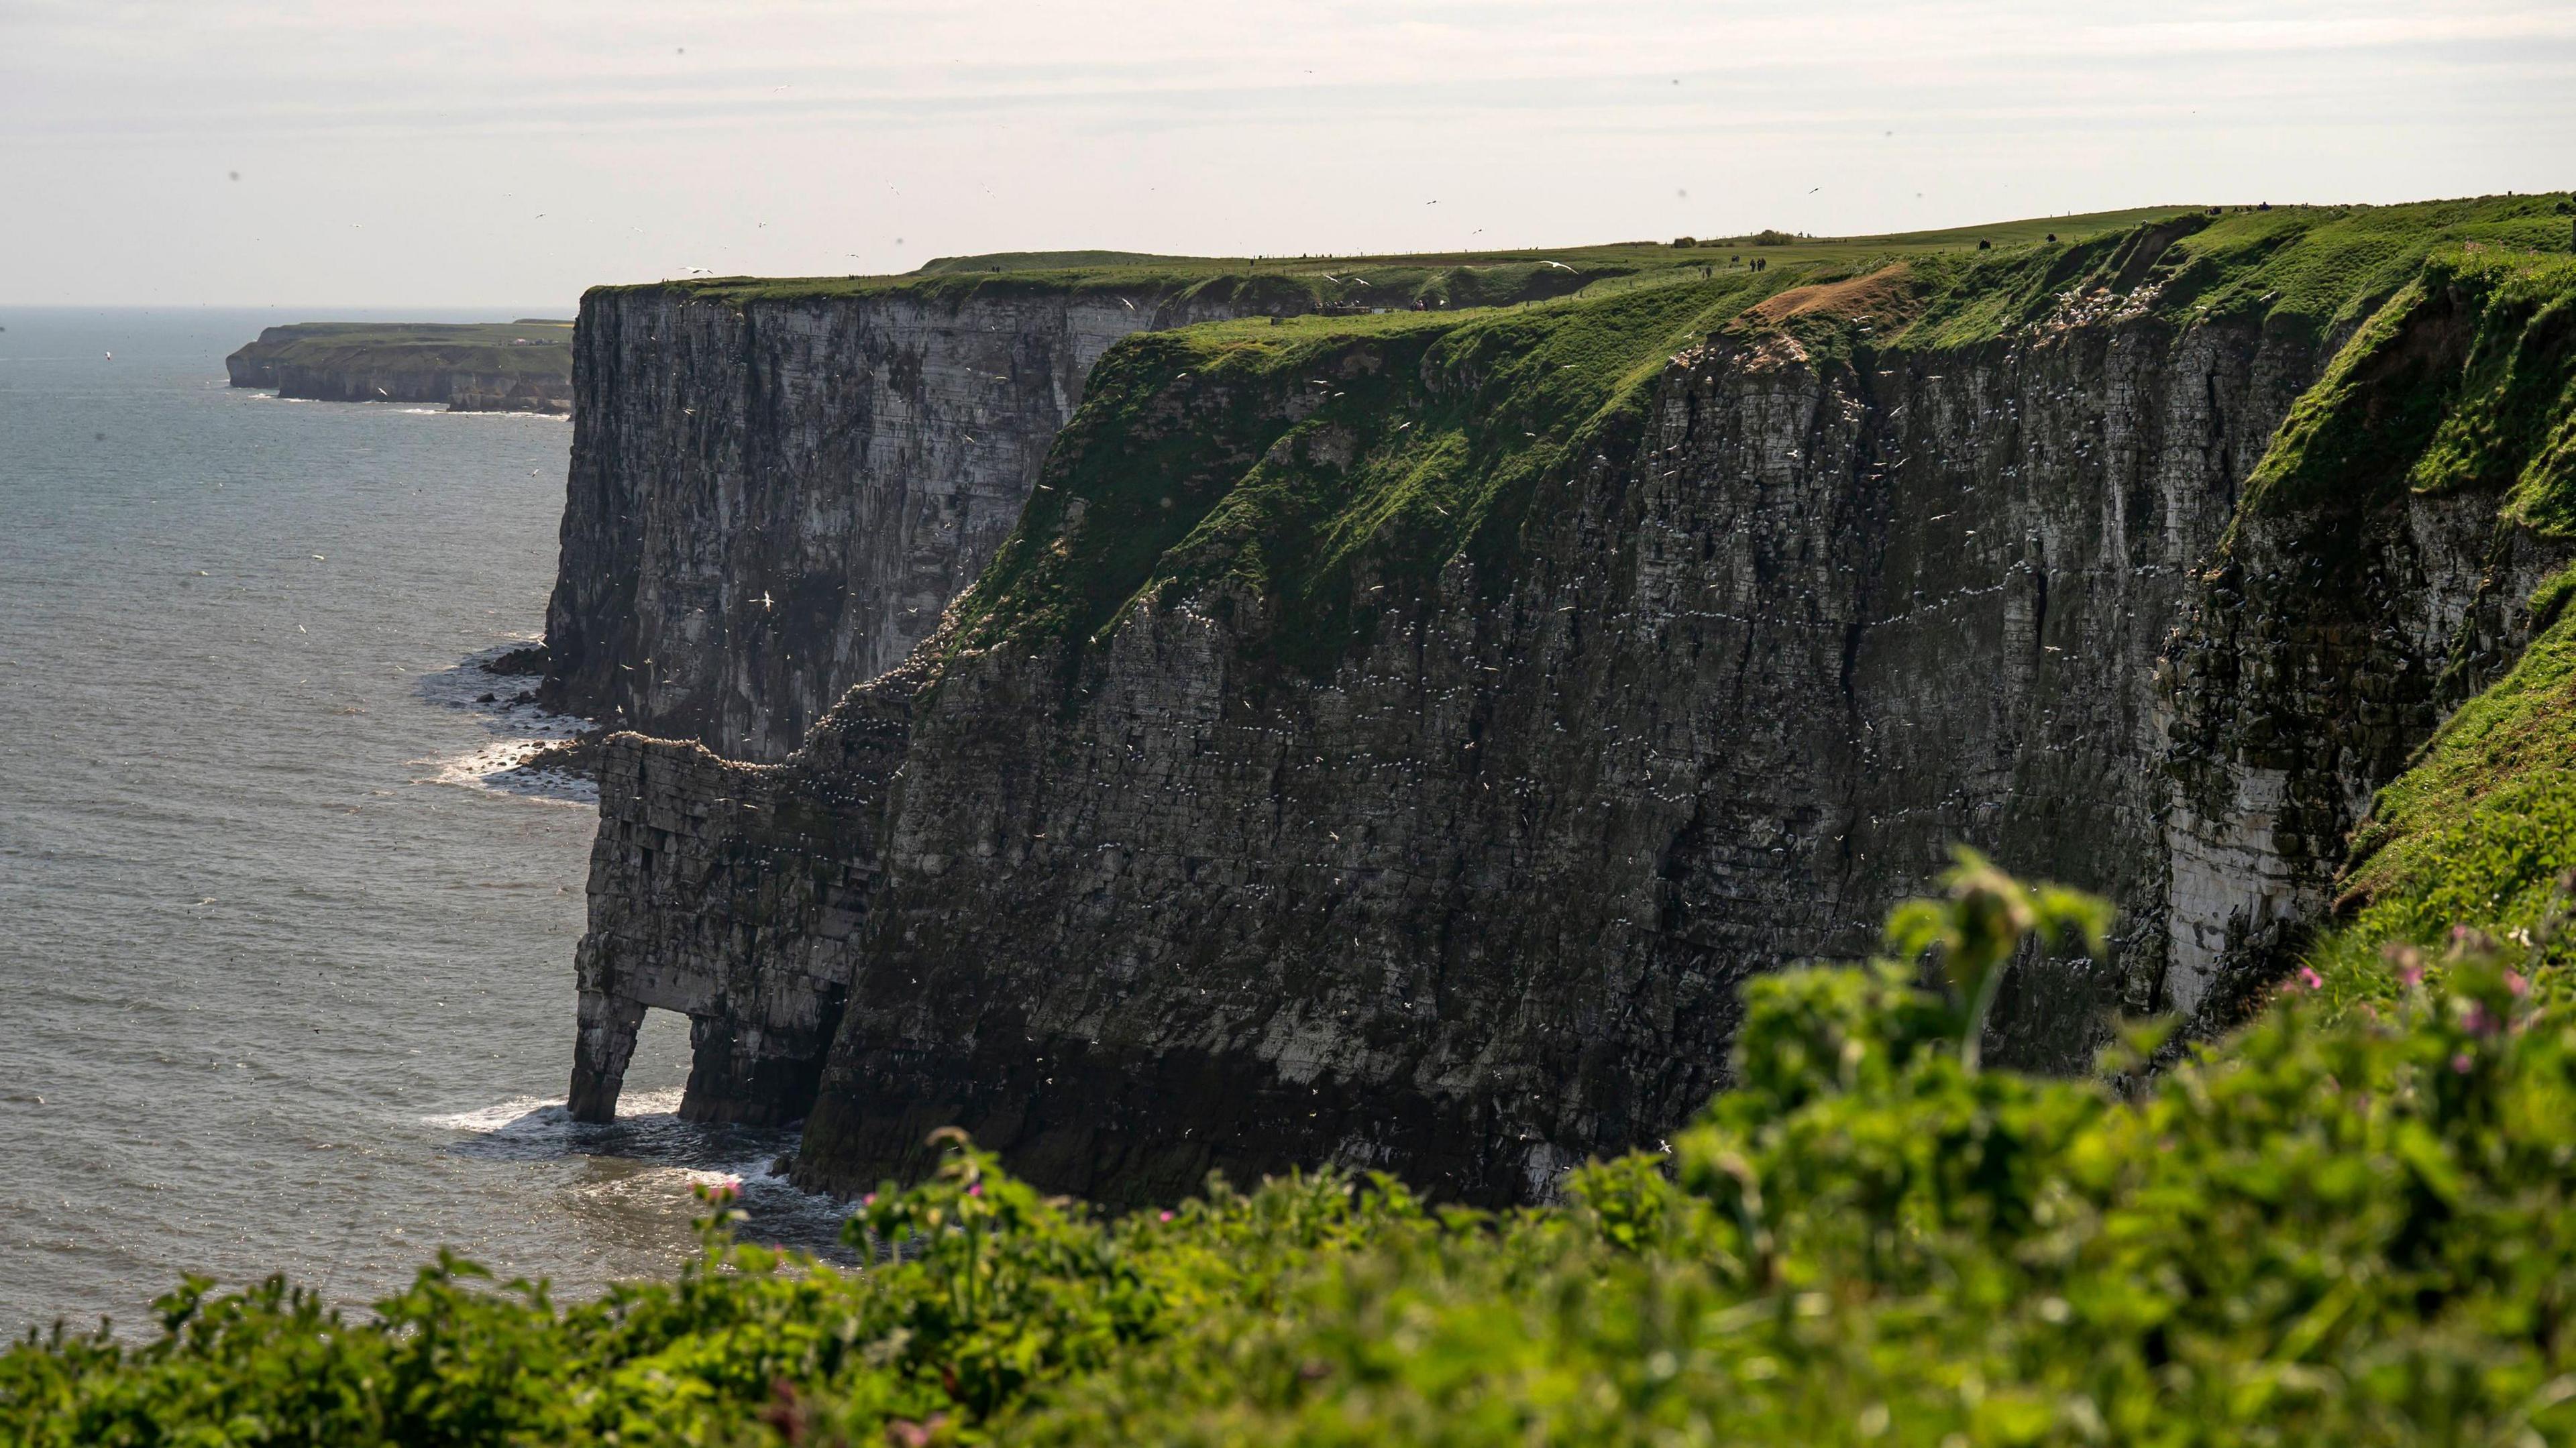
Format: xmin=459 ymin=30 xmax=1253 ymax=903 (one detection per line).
xmin=3 ymin=1 xmax=2571 ymax=309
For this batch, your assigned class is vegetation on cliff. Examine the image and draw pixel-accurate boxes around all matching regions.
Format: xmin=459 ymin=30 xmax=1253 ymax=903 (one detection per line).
xmin=948 ymin=264 xmax=1809 ymax=673
xmin=13 ymin=860 xmax=2576 ymax=1445
xmin=602 ymin=205 xmax=2192 ymax=312
xmin=226 ymin=322 xmax=573 ymax=384
xmin=946 ymin=197 xmax=2570 ymax=685
xmin=225 ymin=321 xmax=575 ymax=412
xmin=2169 ymin=243 xmax=2576 ymax=1010
xmin=2237 ymin=248 xmax=2576 ymax=521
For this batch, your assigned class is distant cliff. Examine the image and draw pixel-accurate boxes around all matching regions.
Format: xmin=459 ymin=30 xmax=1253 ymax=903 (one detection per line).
xmin=559 ymin=201 xmax=2576 ymax=1207
xmin=226 ymin=321 xmax=573 ymax=414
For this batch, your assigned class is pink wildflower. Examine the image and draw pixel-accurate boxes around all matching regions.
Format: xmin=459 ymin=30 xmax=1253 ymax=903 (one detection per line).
xmin=2401 ymin=964 xmax=2424 ymax=989
xmin=2452 ymin=1052 xmax=2475 ymax=1074
xmin=2463 ymin=1003 xmax=2498 ymax=1038
xmin=2508 ymin=970 xmax=2530 ymax=998
xmin=967 ymin=1182 xmax=982 ymax=1197
xmin=1159 ymin=1211 xmax=1175 ymax=1223
xmin=862 ymin=1192 xmax=876 ymax=1207
xmin=2298 ymin=966 xmax=2324 ymax=991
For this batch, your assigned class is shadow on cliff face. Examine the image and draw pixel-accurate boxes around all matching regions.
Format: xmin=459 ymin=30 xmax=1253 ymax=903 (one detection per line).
xmin=431 ymin=1091 xmax=854 ymax=1260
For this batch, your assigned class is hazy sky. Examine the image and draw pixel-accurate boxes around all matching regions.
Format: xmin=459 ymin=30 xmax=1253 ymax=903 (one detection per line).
xmin=5 ymin=1 xmax=2571 ymax=308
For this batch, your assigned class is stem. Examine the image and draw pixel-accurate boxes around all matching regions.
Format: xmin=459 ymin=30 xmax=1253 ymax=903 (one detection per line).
xmin=1962 ymin=958 xmax=2010 ymax=1076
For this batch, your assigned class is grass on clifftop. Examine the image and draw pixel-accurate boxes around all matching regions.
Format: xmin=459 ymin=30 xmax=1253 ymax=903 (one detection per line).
xmin=944 ymin=196 xmax=2572 ymax=683
xmin=15 ymin=860 xmax=2576 ymax=1445
xmin=590 ymin=205 xmax=2196 ymax=311
xmin=947 ymin=265 xmax=1807 ymax=673
xmin=2236 ymin=247 xmax=2576 ymax=522
xmin=230 ymin=321 xmax=573 ymax=378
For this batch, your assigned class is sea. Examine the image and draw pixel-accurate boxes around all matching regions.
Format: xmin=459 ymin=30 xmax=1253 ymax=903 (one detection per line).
xmin=0 ymin=307 xmax=845 ymax=1340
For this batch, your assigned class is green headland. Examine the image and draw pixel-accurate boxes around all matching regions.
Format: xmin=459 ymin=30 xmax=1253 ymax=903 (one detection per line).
xmin=225 ymin=320 xmax=574 ymax=414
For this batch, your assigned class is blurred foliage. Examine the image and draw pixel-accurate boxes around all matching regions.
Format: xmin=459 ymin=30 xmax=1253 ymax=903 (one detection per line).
xmin=14 ymin=863 xmax=2576 ymax=1445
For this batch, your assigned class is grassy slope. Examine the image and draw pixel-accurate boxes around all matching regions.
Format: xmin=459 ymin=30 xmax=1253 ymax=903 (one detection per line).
xmin=2212 ymin=237 xmax=2576 ymax=1003
xmin=945 ymin=197 xmax=2570 ymax=687
xmin=947 ymin=268 xmax=1803 ymax=673
xmin=233 ymin=321 xmax=574 ymax=379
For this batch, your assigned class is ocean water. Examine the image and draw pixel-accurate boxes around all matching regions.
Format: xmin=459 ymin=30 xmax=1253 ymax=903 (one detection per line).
xmin=0 ymin=308 xmax=843 ymax=1339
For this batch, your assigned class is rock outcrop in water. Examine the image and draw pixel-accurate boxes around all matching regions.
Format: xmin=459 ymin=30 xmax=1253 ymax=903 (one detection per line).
xmin=227 ymin=322 xmax=573 ymax=414
xmin=560 ymin=202 xmax=2576 ymax=1203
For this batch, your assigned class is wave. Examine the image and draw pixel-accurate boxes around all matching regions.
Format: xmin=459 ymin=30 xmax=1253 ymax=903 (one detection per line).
xmin=424 ymin=1088 xmax=853 ymax=1257
xmin=412 ymin=642 xmax=598 ymax=803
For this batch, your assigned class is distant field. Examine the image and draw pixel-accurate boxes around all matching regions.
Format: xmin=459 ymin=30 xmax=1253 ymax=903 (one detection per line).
xmin=626 ymin=205 xmax=2212 ymax=308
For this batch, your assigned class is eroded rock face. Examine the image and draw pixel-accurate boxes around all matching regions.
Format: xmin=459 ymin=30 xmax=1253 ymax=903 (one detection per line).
xmin=2161 ymin=483 xmax=2571 ymax=1025
xmin=565 ymin=243 xmax=2572 ymax=1203
xmin=568 ymin=654 xmax=924 ymax=1125
xmin=785 ymin=315 xmax=2343 ymax=1204
xmin=564 ymin=284 xmax=2384 ymax=1196
xmin=539 ymin=284 xmax=1273 ymax=762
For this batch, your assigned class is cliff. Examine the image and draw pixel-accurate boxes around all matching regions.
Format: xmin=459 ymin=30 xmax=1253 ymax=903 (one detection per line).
xmin=534 ymin=259 xmax=1640 ymax=761
xmin=225 ymin=321 xmax=573 ymax=413
xmin=563 ymin=200 xmax=2576 ymax=1205
xmin=531 ymin=228 xmax=2178 ymax=763
xmin=2163 ymin=243 xmax=2576 ymax=1019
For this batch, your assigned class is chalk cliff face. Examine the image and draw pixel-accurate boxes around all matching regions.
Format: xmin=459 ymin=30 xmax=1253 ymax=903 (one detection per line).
xmin=782 ymin=284 xmax=2310 ymax=1204
xmin=570 ymin=661 xmax=924 ymax=1127
xmin=2161 ymin=262 xmax=2576 ymax=1023
xmin=563 ymin=208 xmax=2576 ymax=1203
xmin=537 ymin=282 xmax=1286 ymax=761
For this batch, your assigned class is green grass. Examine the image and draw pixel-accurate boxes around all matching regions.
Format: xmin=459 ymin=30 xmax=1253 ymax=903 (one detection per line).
xmin=937 ymin=196 xmax=2573 ymax=687
xmin=912 ymin=249 xmax=1203 ymax=274
xmin=605 ymin=199 xmax=2568 ymax=328
xmin=947 ymin=267 xmax=1805 ymax=674
xmin=594 ymin=205 xmax=2205 ymax=311
xmin=15 ymin=865 xmax=2576 ymax=1445
xmin=229 ymin=321 xmax=573 ymax=379
xmin=2217 ymin=247 xmax=2576 ymax=1011
xmin=2310 ymin=590 xmax=2576 ymax=1013
xmin=2231 ymin=248 xmax=2576 ymax=522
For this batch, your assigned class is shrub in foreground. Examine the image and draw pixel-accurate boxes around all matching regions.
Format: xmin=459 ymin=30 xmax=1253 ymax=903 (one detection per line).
xmin=10 ymin=855 xmax=2576 ymax=1445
